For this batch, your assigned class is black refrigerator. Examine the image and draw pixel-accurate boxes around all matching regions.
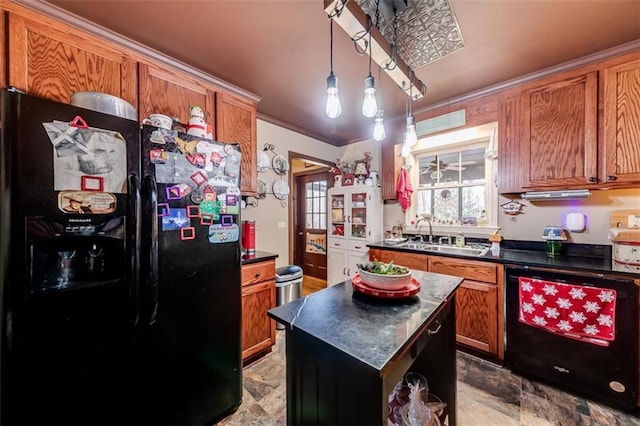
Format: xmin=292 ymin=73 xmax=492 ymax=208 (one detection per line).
xmin=0 ymin=89 xmax=242 ymax=425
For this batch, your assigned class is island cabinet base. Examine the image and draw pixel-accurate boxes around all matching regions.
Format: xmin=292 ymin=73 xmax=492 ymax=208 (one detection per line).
xmin=284 ymin=298 xmax=457 ymax=426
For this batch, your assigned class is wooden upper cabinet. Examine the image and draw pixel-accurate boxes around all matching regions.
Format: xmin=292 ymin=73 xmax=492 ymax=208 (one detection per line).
xmin=497 ymin=95 xmax=524 ymax=193
xmin=600 ymin=58 xmax=640 ymax=185
xmin=7 ymin=13 xmax=136 ymax=108
xmin=216 ymin=92 xmax=257 ymax=194
xmin=521 ymin=72 xmax=598 ymax=189
xmin=138 ymin=63 xmax=215 ymax=127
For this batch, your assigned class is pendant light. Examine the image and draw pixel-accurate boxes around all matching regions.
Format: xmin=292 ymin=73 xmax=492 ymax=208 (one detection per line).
xmin=404 ymin=77 xmax=417 ymax=147
xmin=372 ymin=66 xmax=385 ymax=141
xmin=361 ymin=29 xmax=378 ymax=118
xmin=325 ymin=19 xmax=342 ymax=119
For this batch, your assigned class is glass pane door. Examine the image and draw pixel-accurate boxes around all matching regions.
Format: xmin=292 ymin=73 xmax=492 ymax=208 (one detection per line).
xmin=350 ymin=190 xmax=367 ymax=240
xmin=330 ymin=193 xmax=345 ymax=237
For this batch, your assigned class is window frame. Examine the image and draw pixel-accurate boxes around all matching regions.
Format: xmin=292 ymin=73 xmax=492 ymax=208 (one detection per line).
xmin=403 ymin=122 xmax=499 ymax=238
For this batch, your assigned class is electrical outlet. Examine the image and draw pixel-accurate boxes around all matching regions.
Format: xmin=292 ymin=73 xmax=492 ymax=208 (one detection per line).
xmin=277 ymin=221 xmax=286 ymax=229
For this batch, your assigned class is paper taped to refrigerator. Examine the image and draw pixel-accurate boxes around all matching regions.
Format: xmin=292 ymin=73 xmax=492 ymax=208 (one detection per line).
xmin=44 ymin=121 xmax=127 ymax=193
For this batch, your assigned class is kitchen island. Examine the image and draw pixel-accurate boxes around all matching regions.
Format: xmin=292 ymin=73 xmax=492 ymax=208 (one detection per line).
xmin=268 ymin=270 xmax=464 ymax=426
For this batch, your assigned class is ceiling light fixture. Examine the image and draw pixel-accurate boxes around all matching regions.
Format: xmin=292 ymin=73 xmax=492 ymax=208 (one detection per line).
xmin=361 ymin=29 xmax=378 ymax=118
xmin=372 ymin=65 xmax=385 ymax=141
xmin=325 ymin=19 xmax=342 ymax=119
xmin=404 ymin=77 xmax=417 ymax=147
xmin=324 ymin=0 xmax=426 ymax=99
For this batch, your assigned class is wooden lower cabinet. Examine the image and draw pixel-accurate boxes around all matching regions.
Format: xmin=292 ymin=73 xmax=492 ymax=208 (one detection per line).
xmin=429 ymin=256 xmax=503 ymax=360
xmin=368 ymin=248 xmax=428 ymax=271
xmin=241 ymin=260 xmax=276 ymax=363
xmin=452 ymin=280 xmax=498 ymax=354
xmin=369 ymin=248 xmax=504 ymax=360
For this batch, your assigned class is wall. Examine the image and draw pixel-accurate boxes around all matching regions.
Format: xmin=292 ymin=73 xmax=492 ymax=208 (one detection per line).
xmin=498 ymin=189 xmax=639 ymax=244
xmin=383 ymin=188 xmax=640 ymax=245
xmin=241 ymin=120 xmax=338 ymax=267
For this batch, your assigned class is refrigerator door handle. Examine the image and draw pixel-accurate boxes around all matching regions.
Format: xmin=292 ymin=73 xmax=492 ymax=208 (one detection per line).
xmin=143 ymin=175 xmax=159 ymax=326
xmin=128 ymin=172 xmax=141 ymax=328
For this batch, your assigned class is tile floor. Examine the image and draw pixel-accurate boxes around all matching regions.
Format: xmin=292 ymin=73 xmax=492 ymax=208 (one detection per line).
xmin=218 ymin=330 xmax=640 ymax=426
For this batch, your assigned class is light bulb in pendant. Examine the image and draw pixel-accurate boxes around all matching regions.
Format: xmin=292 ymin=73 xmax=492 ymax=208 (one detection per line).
xmin=405 ymin=115 xmax=417 ymax=147
xmin=400 ymin=142 xmax=411 ymax=158
xmin=325 ymin=72 xmax=342 ymax=119
xmin=362 ymin=74 xmax=377 ymax=118
xmin=372 ymin=110 xmax=385 ymax=141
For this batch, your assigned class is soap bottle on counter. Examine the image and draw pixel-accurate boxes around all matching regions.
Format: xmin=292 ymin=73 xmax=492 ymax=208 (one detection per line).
xmin=488 ymin=229 xmax=503 ymax=257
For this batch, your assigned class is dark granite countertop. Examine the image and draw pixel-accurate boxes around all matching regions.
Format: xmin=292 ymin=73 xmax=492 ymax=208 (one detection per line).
xmin=267 ymin=270 xmax=463 ymax=371
xmin=367 ymin=241 xmax=639 ymax=278
xmin=241 ymin=250 xmax=278 ymax=265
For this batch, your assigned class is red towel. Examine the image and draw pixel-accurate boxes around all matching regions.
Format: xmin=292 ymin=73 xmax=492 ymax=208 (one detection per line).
xmin=518 ymin=277 xmax=616 ymax=346
xmin=396 ymin=168 xmax=413 ymax=211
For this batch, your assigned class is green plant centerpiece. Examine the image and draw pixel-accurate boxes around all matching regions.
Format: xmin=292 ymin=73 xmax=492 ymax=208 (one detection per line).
xmin=357 ymin=260 xmax=412 ymax=290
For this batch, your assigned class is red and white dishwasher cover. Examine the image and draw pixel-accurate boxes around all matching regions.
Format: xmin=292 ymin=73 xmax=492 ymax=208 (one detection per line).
xmin=518 ymin=277 xmax=617 ymax=346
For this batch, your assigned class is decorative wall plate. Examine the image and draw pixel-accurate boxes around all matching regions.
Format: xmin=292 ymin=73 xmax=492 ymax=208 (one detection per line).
xmin=272 ymin=154 xmax=290 ymax=175
xmin=272 ymin=179 xmax=290 ymax=200
xmin=256 ymin=178 xmax=268 ymax=199
xmin=257 ymin=150 xmax=270 ymax=173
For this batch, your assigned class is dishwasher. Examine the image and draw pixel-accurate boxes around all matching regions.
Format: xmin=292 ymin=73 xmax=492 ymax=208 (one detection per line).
xmin=504 ymin=265 xmax=638 ymax=411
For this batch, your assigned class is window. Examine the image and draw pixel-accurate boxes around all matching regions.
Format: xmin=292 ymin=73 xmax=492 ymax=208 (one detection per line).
xmin=416 ymin=147 xmax=486 ymax=224
xmin=305 ymin=180 xmax=327 ymax=230
xmin=407 ymin=123 xmax=498 ymax=232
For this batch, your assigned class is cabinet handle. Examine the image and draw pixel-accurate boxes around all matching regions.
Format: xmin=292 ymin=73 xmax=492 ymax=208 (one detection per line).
xmin=334 ymin=243 xmax=341 ymax=247
xmin=588 ymin=177 xmax=597 ymax=183
xmin=427 ymin=320 xmax=442 ymax=335
xmin=254 ymin=272 xmax=261 ymax=278
xmin=347 ymin=268 xmax=351 ymax=276
xmin=342 ymin=267 xmax=346 ymax=275
xmin=354 ymin=246 xmax=362 ymax=249
xmin=607 ymin=175 xmax=617 ymax=181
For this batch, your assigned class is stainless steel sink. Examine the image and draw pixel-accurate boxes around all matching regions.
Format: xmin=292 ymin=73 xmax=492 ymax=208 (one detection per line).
xmin=398 ymin=242 xmax=490 ymax=257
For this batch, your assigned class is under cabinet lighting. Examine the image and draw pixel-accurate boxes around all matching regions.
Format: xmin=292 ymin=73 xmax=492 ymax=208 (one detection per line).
xmin=521 ymin=189 xmax=591 ymax=201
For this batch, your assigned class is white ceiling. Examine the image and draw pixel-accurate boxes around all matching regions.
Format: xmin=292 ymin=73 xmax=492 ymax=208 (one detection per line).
xmin=45 ymin=0 xmax=640 ymax=146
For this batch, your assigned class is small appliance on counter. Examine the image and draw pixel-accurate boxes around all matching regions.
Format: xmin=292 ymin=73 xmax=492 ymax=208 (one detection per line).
xmin=609 ymin=209 xmax=640 ymax=273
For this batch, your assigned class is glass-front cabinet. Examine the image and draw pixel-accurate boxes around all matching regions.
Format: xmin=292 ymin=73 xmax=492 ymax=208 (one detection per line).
xmin=327 ymin=187 xmax=382 ymax=285
xmin=330 ymin=189 xmax=372 ymax=240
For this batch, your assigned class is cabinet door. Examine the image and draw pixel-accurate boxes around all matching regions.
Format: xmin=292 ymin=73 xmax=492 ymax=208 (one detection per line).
xmin=138 ymin=63 xmax=215 ymax=126
xmin=329 ymin=190 xmax=347 ymax=239
xmin=346 ymin=250 xmax=369 ymax=279
xmin=454 ymin=280 xmax=498 ymax=355
xmin=497 ymin=95 xmax=524 ymax=193
xmin=348 ymin=188 xmax=369 ymax=242
xmin=216 ymin=92 xmax=257 ymax=194
xmin=522 ymin=72 xmax=598 ymax=188
xmin=241 ymin=279 xmax=276 ymax=361
xmin=8 ymin=13 xmax=136 ymax=108
xmin=601 ymin=59 xmax=640 ymax=185
xmin=327 ymin=248 xmax=348 ymax=286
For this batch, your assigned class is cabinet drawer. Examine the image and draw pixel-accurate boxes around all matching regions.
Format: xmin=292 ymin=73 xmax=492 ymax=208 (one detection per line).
xmin=349 ymin=240 xmax=369 ymax=253
xmin=241 ymin=260 xmax=275 ymax=286
xmin=328 ymin=239 xmax=348 ymax=250
xmin=429 ymin=257 xmax=497 ymax=283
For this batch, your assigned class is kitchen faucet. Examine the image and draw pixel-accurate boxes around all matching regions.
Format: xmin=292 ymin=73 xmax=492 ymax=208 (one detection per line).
xmin=415 ymin=215 xmax=433 ymax=243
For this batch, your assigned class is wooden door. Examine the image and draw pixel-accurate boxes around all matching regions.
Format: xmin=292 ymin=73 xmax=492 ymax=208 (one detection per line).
xmin=295 ymin=171 xmax=332 ymax=280
xmin=138 ymin=63 xmax=215 ymax=126
xmin=601 ymin=58 xmax=640 ymax=185
xmin=216 ymin=92 xmax=257 ymax=194
xmin=522 ymin=72 xmax=598 ymax=189
xmin=7 ymin=13 xmax=137 ymax=108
